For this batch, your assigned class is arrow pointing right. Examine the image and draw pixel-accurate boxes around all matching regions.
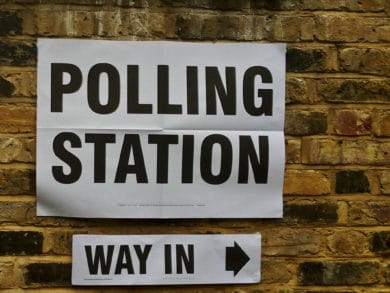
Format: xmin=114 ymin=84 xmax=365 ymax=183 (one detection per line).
xmin=225 ymin=241 xmax=250 ymax=276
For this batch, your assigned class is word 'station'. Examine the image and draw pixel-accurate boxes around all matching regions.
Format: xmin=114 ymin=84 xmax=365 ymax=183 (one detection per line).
xmin=37 ymin=39 xmax=286 ymax=218
xmin=72 ymin=234 xmax=261 ymax=285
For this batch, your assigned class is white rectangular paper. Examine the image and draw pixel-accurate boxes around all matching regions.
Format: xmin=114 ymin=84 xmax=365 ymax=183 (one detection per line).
xmin=37 ymin=39 xmax=285 ymax=218
xmin=72 ymin=234 xmax=261 ymax=285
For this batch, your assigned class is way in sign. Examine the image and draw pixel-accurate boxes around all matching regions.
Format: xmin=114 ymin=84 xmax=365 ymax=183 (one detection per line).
xmin=72 ymin=234 xmax=261 ymax=285
xmin=85 ymin=243 xmax=194 ymax=275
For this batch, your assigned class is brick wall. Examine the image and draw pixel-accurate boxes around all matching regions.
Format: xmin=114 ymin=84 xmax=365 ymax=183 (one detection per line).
xmin=0 ymin=0 xmax=389 ymax=291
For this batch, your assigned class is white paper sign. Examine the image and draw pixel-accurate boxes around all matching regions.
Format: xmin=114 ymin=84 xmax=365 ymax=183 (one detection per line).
xmin=72 ymin=234 xmax=261 ymax=285
xmin=37 ymin=39 xmax=285 ymax=218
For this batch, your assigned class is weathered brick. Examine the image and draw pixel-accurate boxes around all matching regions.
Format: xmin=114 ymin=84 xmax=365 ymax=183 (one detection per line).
xmin=327 ymin=230 xmax=369 ymax=256
xmin=348 ymin=201 xmax=390 ymax=225
xmin=285 ymin=110 xmax=327 ymax=135
xmin=0 ymin=10 xmax=23 ymax=36
xmin=294 ymin=290 xmax=356 ymax=293
xmin=160 ymin=0 xmax=250 ymax=10
xmin=286 ymin=77 xmax=307 ymax=104
xmin=286 ymin=139 xmax=301 ymax=164
xmin=318 ymin=79 xmax=389 ymax=104
xmin=0 ymin=76 xmax=15 ymax=97
xmin=0 ymin=262 xmax=21 ymax=289
xmin=261 ymin=260 xmax=292 ymax=284
xmin=302 ymin=138 xmax=342 ymax=165
xmin=340 ymin=47 xmax=390 ymax=75
xmin=299 ymin=261 xmax=380 ymax=285
xmin=44 ymin=230 xmax=87 ymax=255
xmin=332 ymin=109 xmax=372 ymax=136
xmin=341 ymin=140 xmax=390 ymax=165
xmin=302 ymin=139 xmax=389 ymax=165
xmin=36 ymin=10 xmax=95 ymax=37
xmin=24 ymin=263 xmax=71 ymax=287
xmin=315 ymin=15 xmax=386 ymax=42
xmin=262 ymin=228 xmax=321 ymax=256
xmin=0 ymin=201 xmax=92 ymax=227
xmin=0 ymin=41 xmax=36 ymax=66
xmin=175 ymin=14 xmax=202 ymax=39
xmin=253 ymin=0 xmax=299 ymax=10
xmin=0 ymin=168 xmax=35 ymax=195
xmin=301 ymin=0 xmax=386 ymax=12
xmin=284 ymin=170 xmax=331 ymax=195
xmin=150 ymin=13 xmax=174 ymax=38
xmin=115 ymin=0 xmax=148 ymax=7
xmin=387 ymin=264 xmax=390 ymax=284
xmin=0 ymin=136 xmax=35 ymax=163
xmin=0 ymin=201 xmax=35 ymax=225
xmin=287 ymin=46 xmax=337 ymax=72
xmin=379 ymin=170 xmax=390 ymax=194
xmin=373 ymin=109 xmax=390 ymax=137
xmin=286 ymin=77 xmax=318 ymax=104
xmin=96 ymin=10 xmax=127 ymax=37
xmin=267 ymin=16 xmax=314 ymax=41
xmin=336 ymin=171 xmax=371 ymax=194
xmin=370 ymin=231 xmax=390 ymax=254
xmin=8 ymin=71 xmax=36 ymax=97
xmin=284 ymin=202 xmax=338 ymax=224
xmin=19 ymin=0 xmax=104 ymax=4
xmin=0 ymin=104 xmax=36 ymax=133
xmin=0 ymin=231 xmax=43 ymax=255
xmin=176 ymin=15 xmax=254 ymax=41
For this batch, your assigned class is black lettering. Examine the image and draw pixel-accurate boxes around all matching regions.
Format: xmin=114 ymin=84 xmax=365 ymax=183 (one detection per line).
xmin=88 ymin=63 xmax=120 ymax=114
xmin=115 ymin=134 xmax=148 ymax=183
xmin=176 ymin=244 xmax=194 ymax=274
xmin=238 ymin=136 xmax=269 ymax=183
xmin=187 ymin=66 xmax=198 ymax=114
xmin=115 ymin=245 xmax=134 ymax=275
xmin=52 ymin=132 xmax=82 ymax=184
xmin=85 ymin=245 xmax=114 ymax=275
xmin=127 ymin=65 xmax=152 ymax=114
xmin=51 ymin=63 xmax=82 ymax=112
xmin=85 ymin=133 xmax=116 ymax=183
xmin=158 ymin=65 xmax=182 ymax=114
xmin=243 ymin=66 xmax=273 ymax=116
xmin=164 ymin=244 xmax=172 ymax=274
xmin=181 ymin=135 xmax=194 ymax=183
xmin=200 ymin=134 xmax=232 ymax=184
xmin=134 ymin=245 xmax=152 ymax=274
xmin=206 ymin=67 xmax=236 ymax=115
xmin=148 ymin=134 xmax=179 ymax=183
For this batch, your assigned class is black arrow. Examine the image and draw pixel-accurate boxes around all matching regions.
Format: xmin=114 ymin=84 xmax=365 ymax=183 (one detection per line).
xmin=225 ymin=241 xmax=250 ymax=276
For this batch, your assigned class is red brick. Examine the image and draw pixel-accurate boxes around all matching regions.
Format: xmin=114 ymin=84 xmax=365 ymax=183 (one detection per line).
xmin=332 ymin=109 xmax=372 ymax=136
xmin=348 ymin=201 xmax=390 ymax=225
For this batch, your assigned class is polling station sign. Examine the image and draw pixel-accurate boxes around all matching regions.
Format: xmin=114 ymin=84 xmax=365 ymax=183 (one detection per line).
xmin=36 ymin=39 xmax=285 ymax=218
